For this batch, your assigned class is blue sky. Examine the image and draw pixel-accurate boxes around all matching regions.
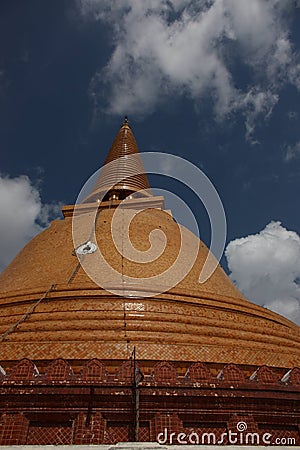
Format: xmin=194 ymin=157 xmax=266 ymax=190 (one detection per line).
xmin=0 ymin=0 xmax=300 ymax=323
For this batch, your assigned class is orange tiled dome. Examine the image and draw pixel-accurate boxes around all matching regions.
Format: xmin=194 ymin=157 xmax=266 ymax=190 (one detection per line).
xmin=0 ymin=119 xmax=299 ymax=368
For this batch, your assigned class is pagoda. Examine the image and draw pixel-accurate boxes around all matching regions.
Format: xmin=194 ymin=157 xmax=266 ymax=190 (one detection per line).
xmin=0 ymin=119 xmax=299 ymax=446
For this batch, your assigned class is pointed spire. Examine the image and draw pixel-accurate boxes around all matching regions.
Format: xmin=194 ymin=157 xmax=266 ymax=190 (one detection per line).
xmin=83 ymin=117 xmax=152 ymax=203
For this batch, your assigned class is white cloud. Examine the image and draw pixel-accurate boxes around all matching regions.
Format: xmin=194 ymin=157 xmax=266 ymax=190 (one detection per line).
xmin=288 ymin=110 xmax=298 ymax=120
xmin=0 ymin=175 xmax=62 ymax=271
xmin=226 ymin=221 xmax=300 ymax=325
xmin=235 ymin=88 xmax=279 ymax=143
xmin=285 ymin=141 xmax=300 ymax=161
xmin=78 ymin=0 xmax=300 ymax=139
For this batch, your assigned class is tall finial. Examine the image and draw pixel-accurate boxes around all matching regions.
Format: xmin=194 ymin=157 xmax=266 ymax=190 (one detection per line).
xmin=82 ymin=117 xmax=151 ymax=203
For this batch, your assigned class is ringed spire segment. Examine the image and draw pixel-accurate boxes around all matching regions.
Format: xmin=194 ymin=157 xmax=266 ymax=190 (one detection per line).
xmin=83 ymin=117 xmax=152 ymax=203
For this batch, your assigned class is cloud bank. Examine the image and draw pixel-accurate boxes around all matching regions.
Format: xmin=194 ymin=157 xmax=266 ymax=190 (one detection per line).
xmin=226 ymin=221 xmax=300 ymax=325
xmin=78 ymin=0 xmax=300 ymax=140
xmin=0 ymin=175 xmax=61 ymax=271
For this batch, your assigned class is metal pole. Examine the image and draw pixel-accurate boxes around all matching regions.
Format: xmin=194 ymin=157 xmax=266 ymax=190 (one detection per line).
xmin=133 ymin=346 xmax=140 ymax=442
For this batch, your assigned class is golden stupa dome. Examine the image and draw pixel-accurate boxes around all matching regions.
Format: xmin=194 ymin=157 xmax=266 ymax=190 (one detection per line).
xmin=0 ymin=119 xmax=299 ymax=368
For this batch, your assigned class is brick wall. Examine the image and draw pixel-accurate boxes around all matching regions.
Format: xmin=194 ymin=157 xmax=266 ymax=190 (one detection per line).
xmin=0 ymin=358 xmax=299 ymax=445
xmin=0 ymin=413 xmax=29 ymax=445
